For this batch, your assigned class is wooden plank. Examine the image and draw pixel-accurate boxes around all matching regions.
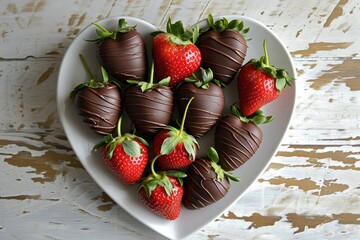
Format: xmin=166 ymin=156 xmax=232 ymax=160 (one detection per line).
xmin=1 ymin=0 xmax=360 ymax=239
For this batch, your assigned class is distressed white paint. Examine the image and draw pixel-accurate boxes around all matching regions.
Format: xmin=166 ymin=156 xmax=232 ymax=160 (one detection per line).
xmin=1 ymin=0 xmax=360 ymax=239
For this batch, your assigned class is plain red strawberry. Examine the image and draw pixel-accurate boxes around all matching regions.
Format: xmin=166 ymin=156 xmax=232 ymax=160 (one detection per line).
xmin=93 ymin=116 xmax=149 ymax=185
xmin=138 ymin=155 xmax=186 ymax=220
xmin=153 ymin=18 xmax=201 ymax=87
xmin=237 ymin=40 xmax=294 ymax=116
xmin=153 ymin=97 xmax=199 ymax=170
xmin=139 ymin=176 xmax=183 ymax=220
xmin=153 ymin=129 xmax=195 ymax=170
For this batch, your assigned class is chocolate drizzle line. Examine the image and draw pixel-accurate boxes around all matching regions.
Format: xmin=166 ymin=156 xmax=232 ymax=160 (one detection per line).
xmin=123 ymin=85 xmax=174 ymax=136
xmin=176 ymin=82 xmax=224 ymax=138
xmin=97 ymin=30 xmax=148 ymax=82
xmin=215 ymin=115 xmax=262 ymax=171
xmin=198 ymin=30 xmax=247 ymax=85
xmin=74 ymin=83 xmax=121 ymax=135
xmin=183 ymin=157 xmax=229 ymax=210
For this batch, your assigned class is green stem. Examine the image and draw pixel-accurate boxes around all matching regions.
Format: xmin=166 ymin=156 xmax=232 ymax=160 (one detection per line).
xmin=149 ymin=62 xmax=154 ymax=85
xmin=117 ymin=116 xmax=122 ymax=137
xmin=101 ymin=67 xmax=109 ymax=84
xmin=92 ymin=21 xmax=109 ymax=33
xmin=263 ymin=39 xmax=269 ymax=66
xmin=150 ymin=154 xmax=161 ymax=179
xmin=79 ymin=54 xmax=95 ymax=80
xmin=179 ymin=97 xmax=194 ymax=136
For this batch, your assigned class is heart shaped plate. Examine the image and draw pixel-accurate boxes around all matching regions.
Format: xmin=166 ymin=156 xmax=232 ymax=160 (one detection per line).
xmin=57 ymin=15 xmax=296 ymax=240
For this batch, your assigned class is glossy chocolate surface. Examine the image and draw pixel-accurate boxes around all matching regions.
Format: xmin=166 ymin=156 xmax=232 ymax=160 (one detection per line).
xmin=176 ymin=82 xmax=224 ymax=138
xmin=74 ymin=83 xmax=121 ymax=135
xmin=215 ymin=115 xmax=262 ymax=171
xmin=198 ymin=30 xmax=247 ymax=85
xmin=97 ymin=30 xmax=148 ymax=82
xmin=123 ymin=85 xmax=174 ymax=136
xmin=183 ymin=157 xmax=230 ymax=210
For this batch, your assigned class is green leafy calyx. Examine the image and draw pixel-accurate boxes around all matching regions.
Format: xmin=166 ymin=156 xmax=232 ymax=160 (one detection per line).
xmin=93 ymin=116 xmax=149 ymax=160
xmin=231 ymin=104 xmax=274 ymax=125
xmin=127 ymin=62 xmax=170 ymax=92
xmin=69 ymin=54 xmax=110 ymax=99
xmin=207 ymin=147 xmax=240 ymax=182
xmin=202 ymin=14 xmax=250 ymax=36
xmin=251 ymin=40 xmax=294 ymax=92
xmin=160 ymin=97 xmax=199 ymax=160
xmin=87 ymin=18 xmax=136 ymax=44
xmin=138 ymin=155 xmax=187 ymax=197
xmin=184 ymin=67 xmax=223 ymax=89
xmin=152 ymin=18 xmax=200 ymax=44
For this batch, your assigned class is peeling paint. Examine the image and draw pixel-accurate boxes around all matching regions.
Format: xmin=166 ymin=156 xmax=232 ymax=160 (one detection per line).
xmin=222 ymin=212 xmax=282 ymax=229
xmin=323 ymin=0 xmax=349 ymax=28
xmin=21 ymin=0 xmax=46 ymax=13
xmin=7 ymin=3 xmax=17 ymax=14
xmin=258 ymin=177 xmax=319 ymax=192
xmin=310 ymin=58 xmax=360 ymax=91
xmin=92 ymin=192 xmax=116 ymax=212
xmin=36 ymin=66 xmax=55 ymax=85
xmin=35 ymin=111 xmax=57 ymax=129
xmin=291 ymin=42 xmax=353 ymax=57
xmin=277 ymin=149 xmax=358 ymax=166
xmin=286 ymin=212 xmax=360 ymax=234
xmin=0 ymin=194 xmax=40 ymax=200
xmin=4 ymin=150 xmax=82 ymax=183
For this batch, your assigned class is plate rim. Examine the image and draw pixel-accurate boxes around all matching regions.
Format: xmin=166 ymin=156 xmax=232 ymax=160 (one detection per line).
xmin=56 ymin=14 xmax=297 ymax=240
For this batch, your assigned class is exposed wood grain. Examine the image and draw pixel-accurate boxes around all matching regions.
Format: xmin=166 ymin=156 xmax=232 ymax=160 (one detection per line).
xmin=1 ymin=0 xmax=360 ymax=239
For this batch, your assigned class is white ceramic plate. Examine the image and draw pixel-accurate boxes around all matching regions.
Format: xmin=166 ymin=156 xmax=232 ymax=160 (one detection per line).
xmin=57 ymin=15 xmax=296 ymax=240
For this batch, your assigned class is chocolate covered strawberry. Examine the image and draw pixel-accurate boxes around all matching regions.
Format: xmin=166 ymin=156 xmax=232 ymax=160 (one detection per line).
xmin=237 ymin=40 xmax=294 ymax=116
xmin=138 ymin=155 xmax=186 ymax=220
xmin=93 ymin=116 xmax=149 ymax=185
xmin=152 ymin=18 xmax=201 ymax=87
xmin=69 ymin=55 xmax=121 ymax=135
xmin=153 ymin=97 xmax=199 ymax=170
xmin=198 ymin=14 xmax=249 ymax=85
xmin=215 ymin=105 xmax=273 ymax=171
xmin=183 ymin=147 xmax=239 ymax=210
xmin=123 ymin=63 xmax=174 ymax=137
xmin=89 ymin=18 xmax=148 ymax=82
xmin=176 ymin=68 xmax=224 ymax=138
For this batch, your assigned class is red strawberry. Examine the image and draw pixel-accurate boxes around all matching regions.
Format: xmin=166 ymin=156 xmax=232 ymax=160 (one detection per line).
xmin=89 ymin=18 xmax=148 ymax=82
xmin=93 ymin=116 xmax=149 ymax=185
xmin=152 ymin=18 xmax=201 ymax=87
xmin=69 ymin=55 xmax=121 ymax=135
xmin=153 ymin=97 xmax=199 ymax=170
xmin=237 ymin=40 xmax=294 ymax=116
xmin=138 ymin=155 xmax=186 ymax=220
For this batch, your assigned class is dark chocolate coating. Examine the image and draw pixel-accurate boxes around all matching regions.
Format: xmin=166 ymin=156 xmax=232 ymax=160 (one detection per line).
xmin=123 ymin=85 xmax=174 ymax=136
xmin=215 ymin=115 xmax=262 ymax=171
xmin=183 ymin=157 xmax=230 ymax=210
xmin=97 ymin=30 xmax=147 ymax=82
xmin=176 ymin=82 xmax=224 ymax=138
xmin=74 ymin=83 xmax=121 ymax=135
xmin=198 ymin=30 xmax=247 ymax=85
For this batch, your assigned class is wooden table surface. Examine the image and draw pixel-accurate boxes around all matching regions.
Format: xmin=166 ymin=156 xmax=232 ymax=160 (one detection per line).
xmin=1 ymin=0 xmax=359 ymax=239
